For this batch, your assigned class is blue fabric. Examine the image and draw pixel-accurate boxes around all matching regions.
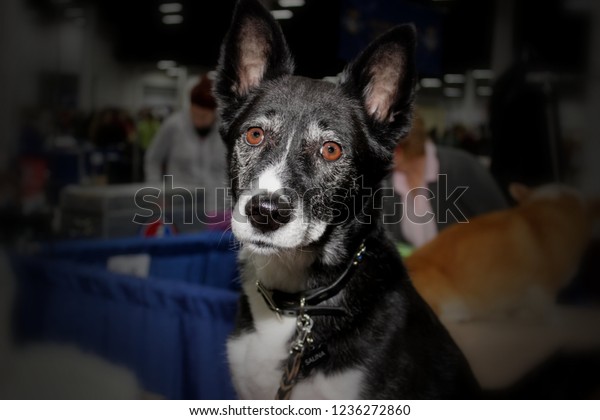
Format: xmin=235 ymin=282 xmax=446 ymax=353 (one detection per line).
xmin=12 ymin=231 xmax=241 ymax=399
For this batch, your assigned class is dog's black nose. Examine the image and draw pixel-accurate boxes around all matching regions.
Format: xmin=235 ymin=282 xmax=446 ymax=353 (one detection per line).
xmin=245 ymin=193 xmax=293 ymax=233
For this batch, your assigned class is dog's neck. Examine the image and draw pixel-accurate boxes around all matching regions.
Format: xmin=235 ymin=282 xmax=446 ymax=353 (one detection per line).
xmin=239 ymin=247 xmax=317 ymax=293
xmin=238 ymin=224 xmax=369 ymax=296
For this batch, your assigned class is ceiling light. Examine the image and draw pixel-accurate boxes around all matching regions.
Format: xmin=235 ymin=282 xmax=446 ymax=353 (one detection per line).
xmin=477 ymin=86 xmax=493 ymax=96
xmin=162 ymin=14 xmax=183 ymax=24
xmin=420 ymin=78 xmax=443 ymax=88
xmin=473 ymin=69 xmax=494 ymax=79
xmin=271 ymin=10 xmax=293 ymax=20
xmin=157 ymin=60 xmax=177 ymax=70
xmin=278 ymin=0 xmax=305 ymax=7
xmin=443 ymin=74 xmax=466 ymax=84
xmin=167 ymin=67 xmax=182 ymax=77
xmin=444 ymin=87 xmax=463 ymax=97
xmin=159 ymin=3 xmax=182 ymax=14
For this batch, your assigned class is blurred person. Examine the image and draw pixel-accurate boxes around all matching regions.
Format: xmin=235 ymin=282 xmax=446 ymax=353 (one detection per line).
xmin=133 ymin=108 xmax=161 ymax=182
xmin=89 ymin=107 xmax=136 ymax=184
xmin=489 ymin=58 xmax=563 ymax=201
xmin=144 ymin=75 xmax=227 ymax=211
xmin=453 ymin=123 xmax=480 ymax=156
xmin=18 ymin=108 xmax=46 ymax=156
xmin=136 ymin=108 xmax=160 ymax=152
xmin=383 ymin=112 xmax=508 ymax=248
xmin=90 ymin=107 xmax=133 ymax=148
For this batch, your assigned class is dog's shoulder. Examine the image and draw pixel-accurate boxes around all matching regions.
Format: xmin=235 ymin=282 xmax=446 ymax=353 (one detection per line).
xmin=343 ymin=234 xmax=480 ymax=398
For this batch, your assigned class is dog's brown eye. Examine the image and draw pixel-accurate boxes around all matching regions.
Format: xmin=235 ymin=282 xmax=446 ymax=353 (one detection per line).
xmin=246 ymin=127 xmax=265 ymax=146
xmin=321 ymin=141 xmax=342 ymax=161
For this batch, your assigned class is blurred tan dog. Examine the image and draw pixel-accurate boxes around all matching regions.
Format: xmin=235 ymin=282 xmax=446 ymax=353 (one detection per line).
xmin=405 ymin=183 xmax=593 ymax=322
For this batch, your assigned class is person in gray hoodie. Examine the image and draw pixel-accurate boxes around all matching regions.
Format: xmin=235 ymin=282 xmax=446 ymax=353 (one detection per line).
xmin=145 ymin=75 xmax=228 ymax=213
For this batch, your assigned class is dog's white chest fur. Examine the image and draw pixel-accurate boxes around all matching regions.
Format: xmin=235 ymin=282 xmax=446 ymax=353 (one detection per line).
xmin=227 ymin=250 xmax=364 ymax=399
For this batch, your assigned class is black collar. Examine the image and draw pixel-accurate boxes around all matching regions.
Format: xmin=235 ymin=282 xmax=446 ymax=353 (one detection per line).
xmin=256 ymin=241 xmax=367 ymax=317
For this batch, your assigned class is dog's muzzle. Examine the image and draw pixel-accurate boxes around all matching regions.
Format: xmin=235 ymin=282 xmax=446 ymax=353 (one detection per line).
xmin=245 ymin=192 xmax=293 ymax=233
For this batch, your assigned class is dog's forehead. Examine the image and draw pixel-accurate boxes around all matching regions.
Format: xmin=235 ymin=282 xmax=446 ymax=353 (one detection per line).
xmin=253 ymin=76 xmax=355 ymax=124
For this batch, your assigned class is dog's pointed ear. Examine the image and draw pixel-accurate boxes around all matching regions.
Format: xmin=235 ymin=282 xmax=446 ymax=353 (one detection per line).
xmin=341 ymin=24 xmax=417 ymax=138
xmin=508 ymin=183 xmax=531 ymax=203
xmin=215 ymin=0 xmax=294 ymax=121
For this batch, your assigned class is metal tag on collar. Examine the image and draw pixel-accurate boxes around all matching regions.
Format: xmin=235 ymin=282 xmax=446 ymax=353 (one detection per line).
xmin=291 ymin=298 xmax=313 ymax=353
xmin=274 ymin=298 xmax=314 ymax=400
xmin=353 ymin=241 xmax=366 ymax=266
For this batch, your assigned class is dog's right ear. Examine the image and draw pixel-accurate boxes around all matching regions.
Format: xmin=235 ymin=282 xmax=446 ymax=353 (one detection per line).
xmin=215 ymin=0 xmax=294 ymax=123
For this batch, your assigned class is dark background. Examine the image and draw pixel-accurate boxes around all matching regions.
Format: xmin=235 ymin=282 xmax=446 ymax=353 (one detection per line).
xmin=23 ymin=0 xmax=591 ymax=76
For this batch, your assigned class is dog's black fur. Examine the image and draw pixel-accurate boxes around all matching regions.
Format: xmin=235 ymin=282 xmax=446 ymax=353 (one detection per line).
xmin=215 ymin=0 xmax=479 ymax=399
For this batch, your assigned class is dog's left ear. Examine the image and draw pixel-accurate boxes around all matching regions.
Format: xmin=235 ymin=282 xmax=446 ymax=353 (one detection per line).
xmin=215 ymin=0 xmax=294 ymax=124
xmin=341 ymin=25 xmax=417 ymax=141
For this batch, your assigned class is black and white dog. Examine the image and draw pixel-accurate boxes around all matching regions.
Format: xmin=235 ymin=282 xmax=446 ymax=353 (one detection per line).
xmin=214 ymin=0 xmax=479 ymax=399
